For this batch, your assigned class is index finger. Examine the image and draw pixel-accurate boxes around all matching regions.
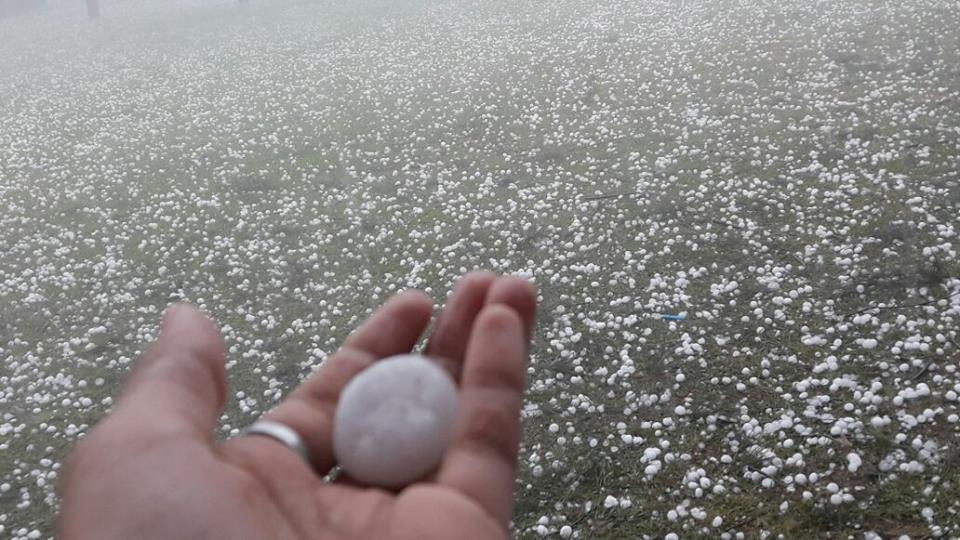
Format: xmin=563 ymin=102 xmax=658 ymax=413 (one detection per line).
xmin=437 ymin=304 xmax=529 ymax=527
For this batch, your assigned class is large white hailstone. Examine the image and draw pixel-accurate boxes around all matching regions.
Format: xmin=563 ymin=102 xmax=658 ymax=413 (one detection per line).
xmin=847 ymin=452 xmax=863 ymax=473
xmin=333 ymin=354 xmax=459 ymax=488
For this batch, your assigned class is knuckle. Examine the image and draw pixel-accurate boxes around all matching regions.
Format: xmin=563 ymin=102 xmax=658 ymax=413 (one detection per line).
xmin=147 ymin=348 xmax=225 ymax=406
xmin=468 ymin=357 xmax=525 ymax=391
xmin=140 ymin=342 xmax=226 ymax=402
xmin=483 ymin=305 xmax=522 ymax=332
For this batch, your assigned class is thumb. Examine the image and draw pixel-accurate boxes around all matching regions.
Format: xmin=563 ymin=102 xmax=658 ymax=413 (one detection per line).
xmin=115 ymin=304 xmax=228 ymax=443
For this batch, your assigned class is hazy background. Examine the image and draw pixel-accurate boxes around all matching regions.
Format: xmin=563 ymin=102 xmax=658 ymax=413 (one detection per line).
xmin=1 ymin=0 xmax=959 ymax=537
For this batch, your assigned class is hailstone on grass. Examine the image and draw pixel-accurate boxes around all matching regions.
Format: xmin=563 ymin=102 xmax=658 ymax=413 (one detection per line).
xmin=333 ymin=354 xmax=459 ymax=488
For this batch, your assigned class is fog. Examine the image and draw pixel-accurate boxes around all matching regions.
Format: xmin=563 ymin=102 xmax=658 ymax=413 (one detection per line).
xmin=1 ymin=0 xmax=959 ymax=537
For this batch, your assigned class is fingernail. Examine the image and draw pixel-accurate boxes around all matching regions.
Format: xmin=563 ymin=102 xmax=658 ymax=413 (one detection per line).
xmin=161 ymin=304 xmax=198 ymax=337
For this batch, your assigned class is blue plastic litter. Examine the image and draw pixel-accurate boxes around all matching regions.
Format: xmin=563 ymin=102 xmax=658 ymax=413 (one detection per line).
xmin=660 ymin=314 xmax=686 ymax=321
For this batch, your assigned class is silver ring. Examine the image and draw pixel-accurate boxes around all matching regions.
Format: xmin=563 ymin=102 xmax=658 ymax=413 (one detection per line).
xmin=239 ymin=420 xmax=310 ymax=464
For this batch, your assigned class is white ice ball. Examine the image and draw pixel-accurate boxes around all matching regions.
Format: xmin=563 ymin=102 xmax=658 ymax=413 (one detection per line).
xmin=333 ymin=354 xmax=459 ymax=488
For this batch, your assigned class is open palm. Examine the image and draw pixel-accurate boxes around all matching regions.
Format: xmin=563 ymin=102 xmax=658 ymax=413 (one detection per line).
xmin=58 ymin=273 xmax=536 ymax=540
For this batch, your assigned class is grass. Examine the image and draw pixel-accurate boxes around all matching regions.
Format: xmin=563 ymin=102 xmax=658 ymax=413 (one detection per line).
xmin=1 ymin=0 xmax=959 ymax=537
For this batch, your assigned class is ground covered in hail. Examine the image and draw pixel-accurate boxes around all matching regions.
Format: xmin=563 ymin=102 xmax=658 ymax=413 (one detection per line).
xmin=1 ymin=0 xmax=959 ymax=537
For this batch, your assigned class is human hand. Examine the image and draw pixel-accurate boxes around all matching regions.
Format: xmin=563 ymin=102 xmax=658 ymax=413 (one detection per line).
xmin=57 ymin=272 xmax=536 ymax=540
